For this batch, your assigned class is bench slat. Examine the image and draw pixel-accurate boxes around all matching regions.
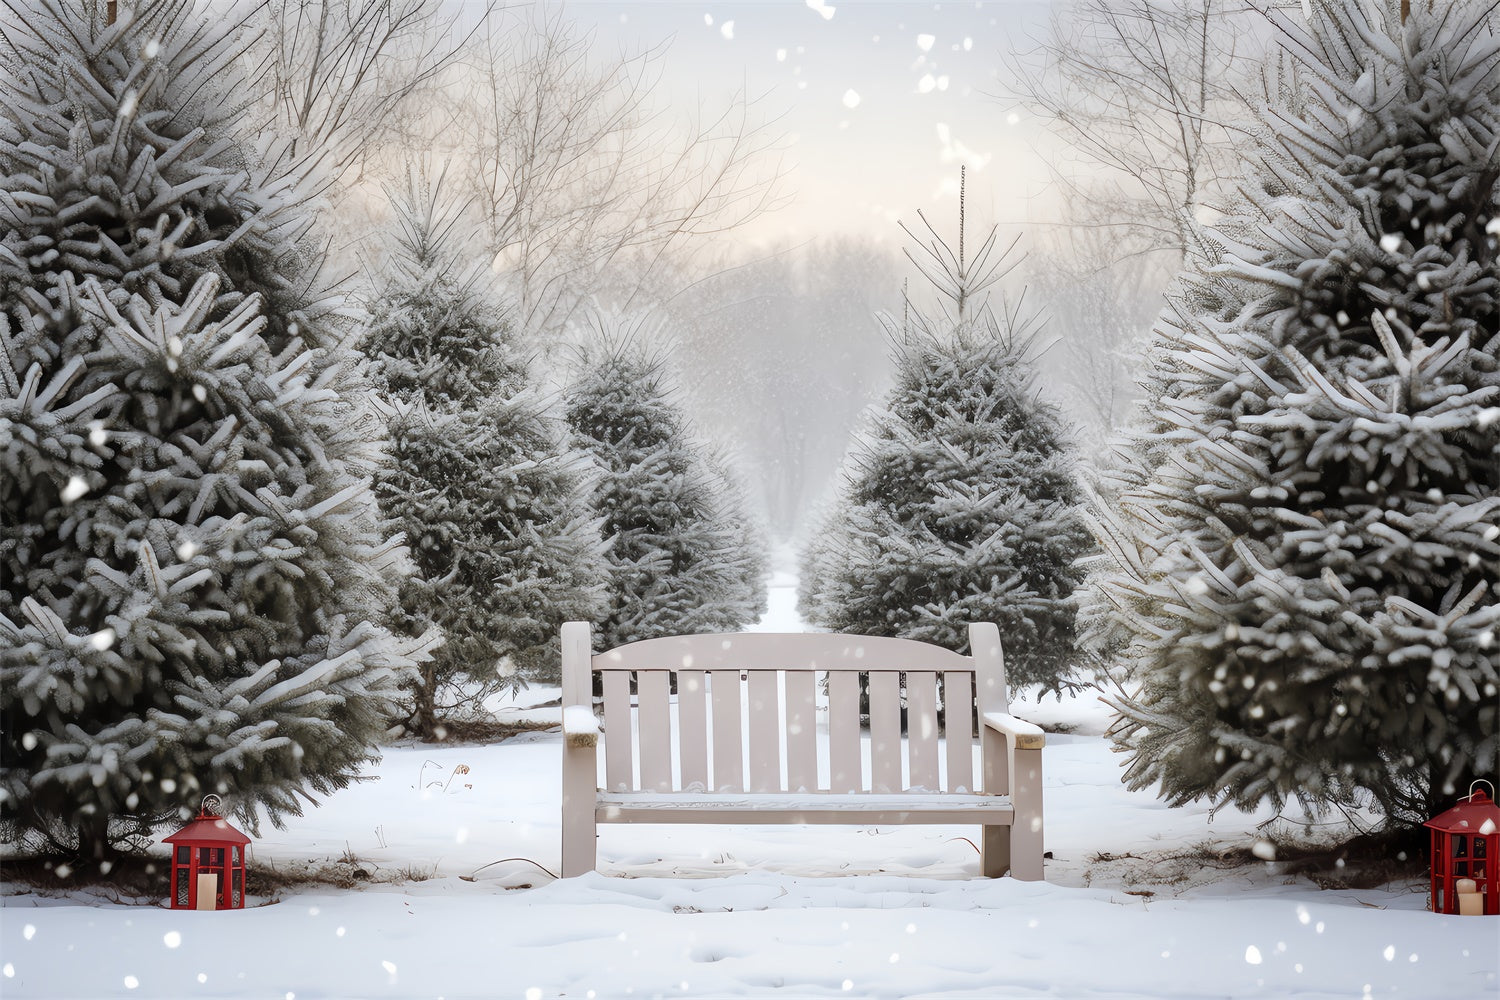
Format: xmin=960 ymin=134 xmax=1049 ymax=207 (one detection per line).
xmin=597 ymin=632 xmax=968 ymax=674
xmin=747 ymin=671 xmax=781 ymax=792
xmin=869 ymin=671 xmax=902 ymax=793
xmin=678 ymin=669 xmax=709 ymax=791
xmin=711 ymin=670 xmax=744 ymax=792
xmin=603 ymin=670 xmax=633 ymax=792
xmin=945 ymin=671 xmax=975 ymax=792
xmin=784 ymin=671 xmax=818 ymax=792
xmin=638 ymin=671 xmax=672 ymax=792
xmin=906 ymin=670 xmax=940 ymax=791
xmin=827 ymin=670 xmax=861 ymax=792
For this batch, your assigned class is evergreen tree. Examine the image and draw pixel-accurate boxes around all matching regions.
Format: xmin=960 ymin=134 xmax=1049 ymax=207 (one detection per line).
xmin=361 ymin=178 xmax=605 ymax=728
xmin=801 ymin=195 xmax=1093 ymax=691
xmin=1085 ymin=0 xmax=1500 ymax=826
xmin=706 ymin=451 xmax=771 ymax=627
xmin=566 ymin=340 xmax=767 ymax=648
xmin=0 ymin=1 xmax=426 ymax=858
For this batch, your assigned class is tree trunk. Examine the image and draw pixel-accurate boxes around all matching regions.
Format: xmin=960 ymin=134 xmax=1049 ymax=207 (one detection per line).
xmin=77 ymin=814 xmax=110 ymax=865
xmin=411 ymin=662 xmax=438 ymax=740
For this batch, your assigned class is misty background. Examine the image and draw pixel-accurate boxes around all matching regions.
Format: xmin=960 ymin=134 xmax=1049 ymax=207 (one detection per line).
xmin=275 ymin=0 xmax=1272 ymax=542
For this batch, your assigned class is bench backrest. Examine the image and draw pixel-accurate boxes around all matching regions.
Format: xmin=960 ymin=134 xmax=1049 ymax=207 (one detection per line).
xmin=562 ymin=622 xmax=1010 ymax=795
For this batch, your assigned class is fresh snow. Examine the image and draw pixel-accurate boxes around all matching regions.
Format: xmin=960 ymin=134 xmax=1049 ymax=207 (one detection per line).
xmin=3 ymin=579 xmax=1497 ymax=999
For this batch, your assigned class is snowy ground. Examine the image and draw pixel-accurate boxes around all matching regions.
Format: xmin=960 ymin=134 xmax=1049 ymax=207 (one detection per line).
xmin=3 ymin=574 xmax=1497 ymax=998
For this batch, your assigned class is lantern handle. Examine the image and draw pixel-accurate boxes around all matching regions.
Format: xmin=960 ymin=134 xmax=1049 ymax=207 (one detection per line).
xmin=201 ymin=793 xmax=223 ymax=816
xmin=1469 ymin=779 xmax=1495 ymax=803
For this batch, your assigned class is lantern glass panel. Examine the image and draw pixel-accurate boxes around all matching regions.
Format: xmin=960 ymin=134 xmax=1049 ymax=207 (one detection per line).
xmin=1453 ymin=835 xmax=1469 ymax=858
xmin=1475 ymin=838 xmax=1487 ymax=859
xmin=232 ymin=846 xmax=240 ymax=865
xmin=174 ymin=870 xmax=189 ymax=907
xmin=1456 ymin=861 xmax=1469 ymax=876
xmin=232 ymin=868 xmax=243 ymax=907
xmin=176 ymin=845 xmax=189 ymax=864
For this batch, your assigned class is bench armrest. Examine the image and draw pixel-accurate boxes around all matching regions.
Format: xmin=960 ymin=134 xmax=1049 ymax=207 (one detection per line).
xmin=981 ymin=712 xmax=1045 ymax=749
xmin=563 ymin=704 xmax=601 ymax=748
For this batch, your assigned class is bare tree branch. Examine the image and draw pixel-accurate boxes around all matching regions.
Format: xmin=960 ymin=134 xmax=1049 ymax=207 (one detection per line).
xmin=248 ymin=0 xmax=493 ymax=191
xmin=436 ymin=5 xmax=788 ymax=343
xmin=1001 ymin=0 xmax=1268 ymax=266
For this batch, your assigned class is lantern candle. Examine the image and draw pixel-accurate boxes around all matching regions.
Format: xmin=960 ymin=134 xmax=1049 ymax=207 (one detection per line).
xmin=196 ymin=872 xmax=217 ymax=911
xmin=1455 ymin=877 xmax=1481 ymax=916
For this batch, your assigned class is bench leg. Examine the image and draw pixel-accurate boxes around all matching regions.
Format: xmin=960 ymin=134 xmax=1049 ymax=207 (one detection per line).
xmin=981 ymin=825 xmax=1010 ymax=878
xmin=561 ymin=747 xmax=596 ymax=877
xmin=1009 ymin=746 xmax=1045 ymax=881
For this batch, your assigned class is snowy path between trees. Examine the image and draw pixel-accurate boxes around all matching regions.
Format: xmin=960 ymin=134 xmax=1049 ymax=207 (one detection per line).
xmin=3 ymin=576 xmax=1497 ymax=998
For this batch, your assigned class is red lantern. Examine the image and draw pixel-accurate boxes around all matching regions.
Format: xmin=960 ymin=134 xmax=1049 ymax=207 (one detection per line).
xmin=1424 ymin=781 xmax=1499 ymax=916
xmin=162 ymin=795 xmax=251 ymax=911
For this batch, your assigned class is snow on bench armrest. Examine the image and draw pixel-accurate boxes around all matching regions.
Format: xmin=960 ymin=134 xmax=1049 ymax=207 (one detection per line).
xmin=563 ymin=705 xmax=600 ymax=748
xmin=981 ymin=712 xmax=1046 ymax=749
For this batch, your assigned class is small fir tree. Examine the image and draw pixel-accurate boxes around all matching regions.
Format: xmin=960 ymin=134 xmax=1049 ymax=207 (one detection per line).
xmin=566 ymin=340 xmax=767 ymax=648
xmin=362 ymin=178 xmax=605 ymax=727
xmin=1084 ymin=0 xmax=1500 ymax=826
xmin=706 ymin=451 xmax=771 ymax=626
xmin=801 ymin=189 xmax=1093 ymax=691
xmin=0 ymin=1 xmax=426 ymax=858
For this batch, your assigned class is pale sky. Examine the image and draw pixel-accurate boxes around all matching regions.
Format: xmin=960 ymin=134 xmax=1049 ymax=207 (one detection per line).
xmin=557 ymin=0 xmax=1059 ymax=250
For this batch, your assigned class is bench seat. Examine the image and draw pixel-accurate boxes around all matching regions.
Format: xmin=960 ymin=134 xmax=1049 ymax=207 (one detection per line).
xmin=597 ymin=791 xmax=1016 ymax=825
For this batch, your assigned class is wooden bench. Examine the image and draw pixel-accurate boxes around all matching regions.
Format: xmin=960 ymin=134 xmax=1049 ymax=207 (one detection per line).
xmin=560 ymin=621 xmax=1046 ymax=879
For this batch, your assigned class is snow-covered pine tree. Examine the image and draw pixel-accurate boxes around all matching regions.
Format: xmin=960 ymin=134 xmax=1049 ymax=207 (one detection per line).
xmin=566 ymin=339 xmax=767 ymax=648
xmin=800 ymin=194 xmax=1093 ymax=692
xmin=705 ymin=452 xmax=771 ymax=626
xmin=361 ymin=176 xmax=605 ymax=731
xmin=0 ymin=1 xmax=427 ymax=859
xmin=1084 ymin=0 xmax=1500 ymax=826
